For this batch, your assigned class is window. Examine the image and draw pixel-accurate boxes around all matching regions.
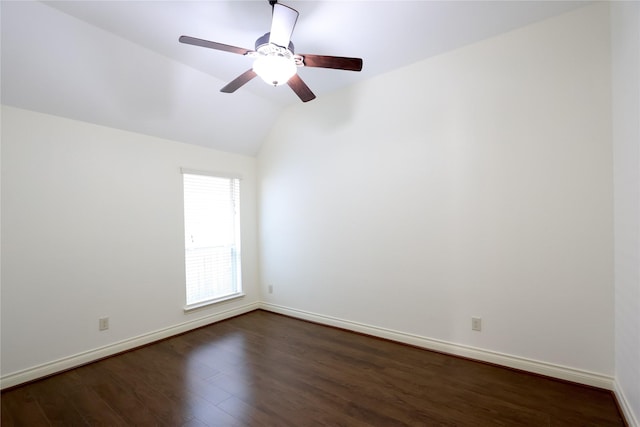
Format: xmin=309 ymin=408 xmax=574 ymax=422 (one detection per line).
xmin=182 ymin=170 xmax=242 ymax=309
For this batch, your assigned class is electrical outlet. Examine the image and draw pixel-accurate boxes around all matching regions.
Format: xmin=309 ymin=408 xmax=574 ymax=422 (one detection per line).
xmin=99 ymin=317 xmax=109 ymax=331
xmin=268 ymin=285 xmax=273 ymax=294
xmin=472 ymin=317 xmax=482 ymax=332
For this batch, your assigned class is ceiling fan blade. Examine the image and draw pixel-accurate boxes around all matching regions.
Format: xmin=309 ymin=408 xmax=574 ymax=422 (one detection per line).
xmin=221 ymin=69 xmax=257 ymax=93
xmin=179 ymin=35 xmax=252 ymax=56
xmin=269 ymin=3 xmax=298 ymax=48
xmin=300 ymin=54 xmax=363 ymax=72
xmin=287 ymin=74 xmax=316 ymax=102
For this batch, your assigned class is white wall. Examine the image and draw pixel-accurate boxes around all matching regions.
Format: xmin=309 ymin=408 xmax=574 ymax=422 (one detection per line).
xmin=612 ymin=1 xmax=640 ymax=424
xmin=1 ymin=1 xmax=629 ymax=409
xmin=259 ymin=3 xmax=613 ymax=377
xmin=1 ymin=106 xmax=259 ymax=381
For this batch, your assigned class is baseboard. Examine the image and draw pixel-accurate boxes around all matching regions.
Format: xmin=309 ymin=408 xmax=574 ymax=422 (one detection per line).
xmin=0 ymin=301 xmax=260 ymax=390
xmin=1 ymin=300 xmax=618 ymax=395
xmin=259 ymin=302 xmax=615 ymax=390
xmin=614 ymin=381 xmax=639 ymax=427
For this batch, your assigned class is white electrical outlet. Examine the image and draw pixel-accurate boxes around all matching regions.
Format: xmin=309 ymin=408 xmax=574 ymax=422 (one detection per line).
xmin=268 ymin=285 xmax=273 ymax=294
xmin=472 ymin=317 xmax=482 ymax=331
xmin=99 ymin=317 xmax=109 ymax=331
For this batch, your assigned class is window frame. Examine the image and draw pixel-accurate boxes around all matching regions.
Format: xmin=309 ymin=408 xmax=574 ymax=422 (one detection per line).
xmin=181 ymin=168 xmax=244 ymax=312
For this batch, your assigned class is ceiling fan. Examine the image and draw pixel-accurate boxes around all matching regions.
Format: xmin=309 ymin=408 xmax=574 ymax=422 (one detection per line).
xmin=179 ymin=0 xmax=363 ymax=102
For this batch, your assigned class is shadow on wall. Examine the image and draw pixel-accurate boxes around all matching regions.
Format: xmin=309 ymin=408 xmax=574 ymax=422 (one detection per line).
xmin=301 ymin=82 xmax=361 ymax=133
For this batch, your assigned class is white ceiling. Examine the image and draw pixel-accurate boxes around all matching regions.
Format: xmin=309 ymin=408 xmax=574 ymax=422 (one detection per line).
xmin=1 ymin=0 xmax=591 ymax=156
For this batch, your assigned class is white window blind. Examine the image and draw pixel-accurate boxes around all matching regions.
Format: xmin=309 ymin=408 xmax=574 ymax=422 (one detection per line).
xmin=183 ymin=172 xmax=242 ymax=307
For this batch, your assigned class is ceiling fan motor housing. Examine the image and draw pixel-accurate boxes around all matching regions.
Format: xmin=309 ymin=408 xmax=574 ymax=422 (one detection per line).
xmin=255 ymin=32 xmax=294 ymax=53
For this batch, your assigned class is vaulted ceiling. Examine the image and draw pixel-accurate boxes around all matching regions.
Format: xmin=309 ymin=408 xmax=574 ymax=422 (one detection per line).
xmin=1 ymin=1 xmax=590 ymax=156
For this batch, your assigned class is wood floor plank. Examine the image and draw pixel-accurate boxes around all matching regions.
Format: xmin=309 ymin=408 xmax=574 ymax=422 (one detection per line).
xmin=29 ymin=374 xmax=89 ymax=426
xmin=0 ymin=387 xmax=50 ymax=427
xmin=216 ymin=395 xmax=288 ymax=426
xmin=81 ymin=363 xmax=167 ymax=426
xmin=1 ymin=310 xmax=626 ymax=426
xmin=100 ymin=353 xmax=194 ymax=425
xmin=180 ymin=417 xmax=210 ymax=427
xmin=68 ymin=385 xmax=127 ymax=426
xmin=180 ymin=391 xmax=244 ymax=427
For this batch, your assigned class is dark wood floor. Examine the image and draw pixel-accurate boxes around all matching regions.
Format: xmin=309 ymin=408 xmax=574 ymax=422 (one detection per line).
xmin=1 ymin=310 xmax=625 ymax=426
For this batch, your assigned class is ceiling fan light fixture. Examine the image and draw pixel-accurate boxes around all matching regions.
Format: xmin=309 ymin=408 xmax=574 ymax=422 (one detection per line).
xmin=253 ymin=53 xmax=297 ymax=86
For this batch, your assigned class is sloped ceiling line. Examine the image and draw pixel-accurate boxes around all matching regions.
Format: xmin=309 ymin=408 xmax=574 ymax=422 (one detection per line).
xmin=1 ymin=0 xmax=590 ymax=156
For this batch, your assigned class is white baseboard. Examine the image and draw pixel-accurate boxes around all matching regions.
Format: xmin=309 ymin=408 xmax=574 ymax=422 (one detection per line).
xmin=614 ymin=381 xmax=640 ymax=427
xmin=0 ymin=301 xmax=619 ymax=397
xmin=0 ymin=302 xmax=260 ymax=390
xmin=259 ymin=302 xmax=615 ymax=391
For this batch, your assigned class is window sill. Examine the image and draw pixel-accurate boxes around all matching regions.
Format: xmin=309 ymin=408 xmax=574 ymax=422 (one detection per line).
xmin=183 ymin=292 xmax=245 ymax=313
